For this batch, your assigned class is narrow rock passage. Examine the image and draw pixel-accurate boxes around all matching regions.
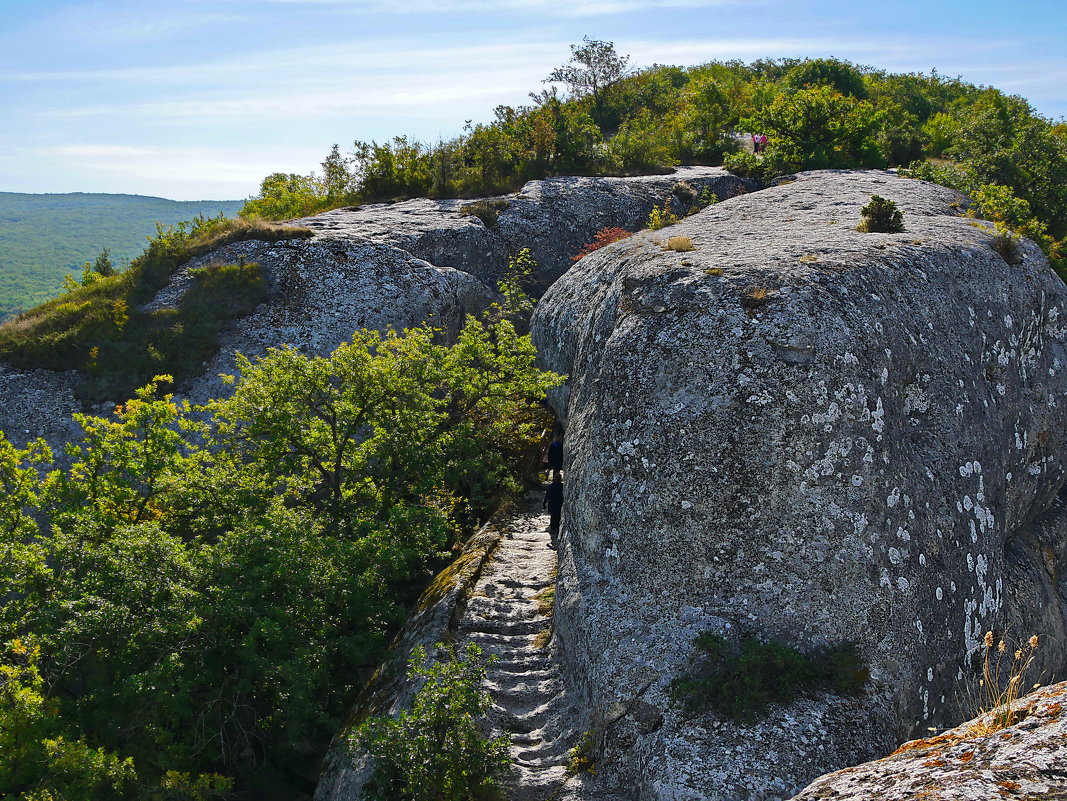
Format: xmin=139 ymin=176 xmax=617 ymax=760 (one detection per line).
xmin=455 ymin=494 xmax=578 ymax=801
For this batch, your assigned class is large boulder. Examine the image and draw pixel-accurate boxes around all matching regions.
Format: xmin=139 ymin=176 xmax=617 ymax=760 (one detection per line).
xmin=530 ymin=170 xmax=1067 ymax=800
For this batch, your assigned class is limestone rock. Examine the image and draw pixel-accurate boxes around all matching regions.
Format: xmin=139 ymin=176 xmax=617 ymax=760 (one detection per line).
xmin=791 ymin=681 xmax=1067 ymax=800
xmin=0 ymin=167 xmax=748 ymax=449
xmin=292 ymin=167 xmax=751 ymax=291
xmin=529 ymin=170 xmax=1067 ymax=800
xmin=170 ymin=238 xmax=495 ymax=405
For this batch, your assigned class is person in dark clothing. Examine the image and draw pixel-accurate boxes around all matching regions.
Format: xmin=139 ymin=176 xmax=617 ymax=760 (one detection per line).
xmin=546 ymin=431 xmax=564 ymax=474
xmin=543 ymin=471 xmax=564 ymax=550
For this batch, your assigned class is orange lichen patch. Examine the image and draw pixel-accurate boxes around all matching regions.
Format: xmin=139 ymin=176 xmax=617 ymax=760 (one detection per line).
xmin=1045 ymin=702 xmax=1062 ymax=717
xmin=958 ymin=751 xmax=975 ymax=762
xmin=922 ymin=758 xmax=947 ymax=768
xmin=1000 ymin=732 xmax=1014 ymax=740
xmin=890 ymin=732 xmax=960 ymax=757
xmin=999 ymin=780 xmax=1021 ymax=791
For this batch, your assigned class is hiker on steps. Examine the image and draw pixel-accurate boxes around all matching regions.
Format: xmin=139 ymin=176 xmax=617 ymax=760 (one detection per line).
xmin=545 ymin=430 xmax=564 ymax=476
xmin=544 ymin=471 xmax=563 ymax=550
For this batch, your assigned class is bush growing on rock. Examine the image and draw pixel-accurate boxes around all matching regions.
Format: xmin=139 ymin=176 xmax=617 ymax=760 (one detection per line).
xmin=572 ymin=227 xmax=634 ymax=261
xmin=857 ymin=194 xmax=905 ymax=233
xmin=670 ymin=632 xmax=868 ymax=721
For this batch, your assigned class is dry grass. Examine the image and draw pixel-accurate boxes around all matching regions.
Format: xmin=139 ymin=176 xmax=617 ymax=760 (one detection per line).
xmin=459 ymin=198 xmax=510 ymax=228
xmin=741 ymin=285 xmax=770 ymax=310
xmin=991 ymin=228 xmax=1023 ymax=265
xmin=186 ymin=217 xmax=313 ymax=257
xmin=535 ymin=585 xmax=556 ymax=617
xmin=664 ymin=236 xmax=695 ymax=252
xmin=967 ymin=631 xmax=1040 ymax=735
xmin=532 ymin=626 xmax=552 ymax=650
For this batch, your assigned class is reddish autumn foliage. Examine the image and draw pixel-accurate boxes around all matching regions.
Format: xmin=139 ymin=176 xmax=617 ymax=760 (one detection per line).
xmin=572 ymin=227 xmax=633 ymax=261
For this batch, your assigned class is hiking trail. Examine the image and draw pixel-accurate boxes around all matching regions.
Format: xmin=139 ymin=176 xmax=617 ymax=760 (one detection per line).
xmin=455 ymin=494 xmax=579 ymax=801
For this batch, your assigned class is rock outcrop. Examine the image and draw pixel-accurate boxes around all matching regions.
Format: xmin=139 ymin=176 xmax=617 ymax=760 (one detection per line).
xmin=0 ymin=365 xmax=82 ymax=450
xmin=293 ymin=167 xmax=751 ymax=292
xmin=0 ymin=167 xmax=748 ymax=446
xmin=791 ymin=681 xmax=1067 ymax=800
xmin=530 ymin=170 xmax=1067 ymax=800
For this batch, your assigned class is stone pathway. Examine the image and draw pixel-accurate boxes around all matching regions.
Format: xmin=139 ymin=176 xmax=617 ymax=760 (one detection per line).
xmin=455 ymin=495 xmax=578 ymax=801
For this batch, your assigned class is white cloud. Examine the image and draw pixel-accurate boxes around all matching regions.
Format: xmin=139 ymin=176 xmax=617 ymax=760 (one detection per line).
xmin=33 ymin=144 xmax=317 ymax=198
xmin=245 ymin=0 xmax=735 ymax=14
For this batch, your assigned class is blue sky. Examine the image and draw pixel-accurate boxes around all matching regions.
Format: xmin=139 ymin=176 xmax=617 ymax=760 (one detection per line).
xmin=1 ymin=0 xmax=1064 ymax=201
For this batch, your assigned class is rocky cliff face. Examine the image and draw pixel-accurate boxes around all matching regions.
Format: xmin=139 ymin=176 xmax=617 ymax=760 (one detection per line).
xmin=530 ymin=170 xmax=1067 ymax=800
xmin=0 ymin=167 xmax=747 ymax=445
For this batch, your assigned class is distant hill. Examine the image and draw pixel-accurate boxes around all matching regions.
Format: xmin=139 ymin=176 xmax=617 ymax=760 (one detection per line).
xmin=0 ymin=192 xmax=245 ymax=319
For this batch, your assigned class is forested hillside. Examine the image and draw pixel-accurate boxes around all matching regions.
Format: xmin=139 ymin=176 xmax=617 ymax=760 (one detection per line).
xmin=0 ymin=193 xmax=243 ymax=319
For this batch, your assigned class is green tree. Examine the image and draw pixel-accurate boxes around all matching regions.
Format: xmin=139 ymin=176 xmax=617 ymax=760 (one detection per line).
xmin=783 ymin=58 xmax=868 ymax=99
xmin=545 ymin=37 xmax=631 ymax=128
xmin=740 ymin=85 xmax=885 ymax=175
xmin=355 ymin=643 xmax=511 ymax=801
xmin=240 ymin=172 xmax=325 ymax=220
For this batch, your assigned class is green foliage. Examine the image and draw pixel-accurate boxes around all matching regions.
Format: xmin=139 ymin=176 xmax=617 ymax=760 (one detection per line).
xmin=646 ymin=198 xmax=680 ymax=230
xmin=240 ymin=172 xmax=333 ymax=220
xmin=355 ymin=643 xmax=511 ymax=801
xmin=566 ymin=731 xmax=597 ymax=775
xmin=0 ymin=638 xmax=231 ymax=801
xmin=740 ymin=85 xmax=885 ymax=178
xmin=670 ymin=632 xmax=868 ymax=721
xmin=355 ymin=137 xmax=434 ymax=202
xmin=544 ymin=36 xmax=631 ymax=128
xmin=494 ymin=248 xmax=536 ymax=329
xmin=0 ymin=316 xmax=560 ymax=798
xmin=0 ymin=216 xmax=310 ymax=403
xmin=0 ymin=193 xmax=243 ymax=322
xmin=857 ymin=195 xmax=905 ymax=233
xmin=783 ymin=58 xmax=869 ymax=98
xmin=943 ymin=89 xmax=1067 ymax=238
xmin=906 ymin=161 xmax=1064 ymax=272
xmin=603 ymin=111 xmax=678 ymax=174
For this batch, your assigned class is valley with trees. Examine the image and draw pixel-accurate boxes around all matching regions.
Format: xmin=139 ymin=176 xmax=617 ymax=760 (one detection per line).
xmin=0 ymin=195 xmax=244 ymax=321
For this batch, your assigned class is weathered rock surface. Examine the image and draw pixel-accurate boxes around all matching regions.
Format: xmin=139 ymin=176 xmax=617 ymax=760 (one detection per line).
xmin=294 ymin=167 xmax=751 ymax=291
xmin=0 ymin=365 xmax=81 ymax=450
xmin=172 ymin=238 xmax=495 ymax=405
xmin=791 ymin=680 xmax=1067 ymax=800
xmin=530 ymin=170 xmax=1067 ymax=800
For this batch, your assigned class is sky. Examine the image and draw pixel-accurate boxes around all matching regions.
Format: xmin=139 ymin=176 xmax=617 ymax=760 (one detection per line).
xmin=1 ymin=0 xmax=1064 ymax=201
